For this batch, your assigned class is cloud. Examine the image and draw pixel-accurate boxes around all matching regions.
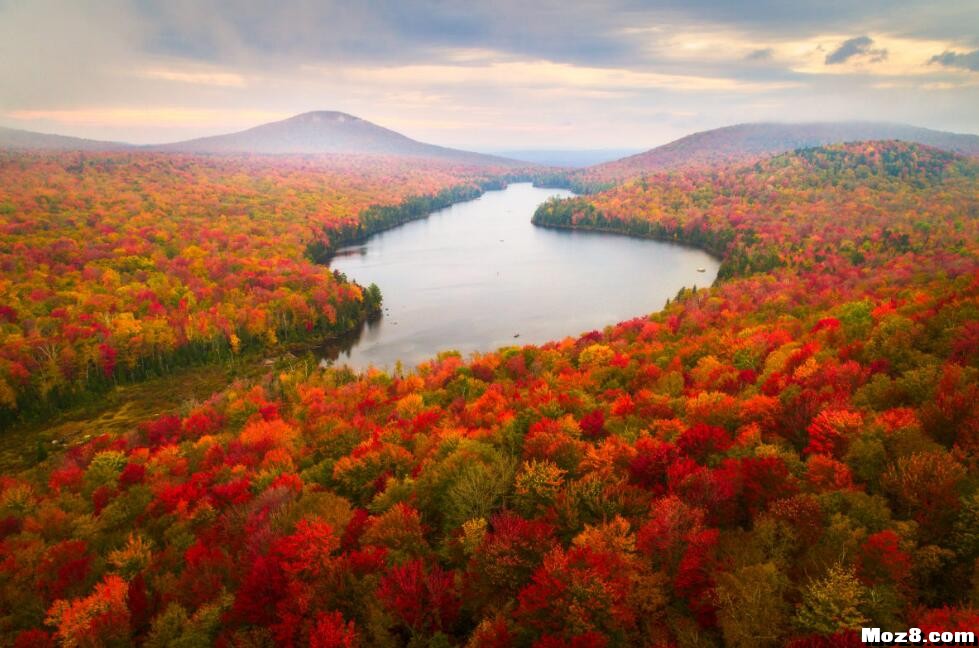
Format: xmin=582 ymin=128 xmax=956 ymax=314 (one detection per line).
xmin=745 ymin=48 xmax=774 ymax=61
xmin=134 ymin=66 xmax=247 ymax=87
xmin=788 ymin=33 xmax=964 ymax=77
xmin=134 ymin=1 xmax=636 ymax=68
xmin=929 ymin=50 xmax=979 ymax=72
xmin=5 ymin=107 xmax=288 ymax=126
xmin=319 ymin=58 xmax=801 ymax=94
xmin=0 ymin=0 xmax=146 ymax=110
xmin=0 ymin=1 xmax=977 ymax=146
xmin=825 ymin=36 xmax=888 ymax=65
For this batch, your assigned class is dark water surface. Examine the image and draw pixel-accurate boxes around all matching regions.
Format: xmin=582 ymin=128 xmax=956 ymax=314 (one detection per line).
xmin=328 ymin=183 xmax=719 ymax=369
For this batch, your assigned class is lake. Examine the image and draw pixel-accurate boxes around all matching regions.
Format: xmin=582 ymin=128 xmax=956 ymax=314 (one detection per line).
xmin=328 ymin=182 xmax=719 ymax=369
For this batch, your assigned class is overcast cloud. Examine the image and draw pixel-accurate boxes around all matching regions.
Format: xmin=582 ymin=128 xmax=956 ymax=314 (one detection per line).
xmin=0 ymin=0 xmax=976 ymax=148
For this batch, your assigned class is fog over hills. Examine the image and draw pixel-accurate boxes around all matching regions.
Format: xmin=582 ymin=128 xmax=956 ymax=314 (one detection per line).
xmin=0 ymin=112 xmax=520 ymax=166
xmin=3 ymin=117 xmax=978 ymax=175
xmin=0 ymin=126 xmax=128 ymax=151
xmin=149 ymin=111 xmax=520 ymax=165
xmin=590 ymin=122 xmax=979 ymax=177
xmin=492 ymin=149 xmax=644 ymax=168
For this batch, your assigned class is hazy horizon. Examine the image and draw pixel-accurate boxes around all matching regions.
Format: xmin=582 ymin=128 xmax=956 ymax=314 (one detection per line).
xmin=2 ymin=1 xmax=977 ymax=149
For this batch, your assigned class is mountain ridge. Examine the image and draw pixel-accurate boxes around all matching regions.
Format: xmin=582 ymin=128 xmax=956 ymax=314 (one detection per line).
xmin=3 ymin=116 xmax=979 ymax=173
xmin=0 ymin=125 xmax=129 ymax=151
xmin=148 ymin=110 xmax=520 ymax=165
xmin=585 ymin=121 xmax=979 ymax=179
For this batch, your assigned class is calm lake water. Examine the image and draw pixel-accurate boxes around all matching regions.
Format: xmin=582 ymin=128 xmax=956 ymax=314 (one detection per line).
xmin=328 ymin=183 xmax=719 ymax=369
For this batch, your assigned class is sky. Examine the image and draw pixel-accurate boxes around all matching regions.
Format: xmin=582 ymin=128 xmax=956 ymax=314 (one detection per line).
xmin=1 ymin=0 xmax=977 ymax=150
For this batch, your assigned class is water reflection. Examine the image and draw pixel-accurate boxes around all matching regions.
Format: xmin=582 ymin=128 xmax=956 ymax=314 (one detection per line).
xmin=328 ymin=183 xmax=720 ymax=370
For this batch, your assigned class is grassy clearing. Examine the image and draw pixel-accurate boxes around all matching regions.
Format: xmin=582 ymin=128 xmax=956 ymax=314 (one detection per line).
xmin=0 ymin=355 xmax=290 ymax=474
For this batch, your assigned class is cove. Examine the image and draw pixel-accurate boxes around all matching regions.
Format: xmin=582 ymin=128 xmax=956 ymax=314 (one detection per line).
xmin=327 ymin=182 xmax=719 ymax=370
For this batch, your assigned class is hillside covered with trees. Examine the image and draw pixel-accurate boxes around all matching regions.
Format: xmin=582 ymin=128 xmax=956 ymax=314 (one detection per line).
xmin=1 ymin=141 xmax=977 ymax=646
xmin=0 ymin=152 xmax=529 ymax=424
xmin=576 ymin=122 xmax=979 ymax=190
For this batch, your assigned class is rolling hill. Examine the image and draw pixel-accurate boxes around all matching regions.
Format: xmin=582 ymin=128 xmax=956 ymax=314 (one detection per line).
xmin=5 ymin=116 xmax=978 ymax=175
xmin=0 ymin=125 xmax=129 ymax=151
xmin=0 ymin=112 xmax=521 ymax=166
xmin=152 ymin=111 xmax=520 ymax=165
xmin=587 ymin=121 xmax=979 ymax=180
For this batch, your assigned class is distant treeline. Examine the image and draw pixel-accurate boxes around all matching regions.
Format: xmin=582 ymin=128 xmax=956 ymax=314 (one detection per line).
xmin=305 ymin=170 xmax=580 ymax=263
xmin=532 ymin=196 xmax=764 ymax=280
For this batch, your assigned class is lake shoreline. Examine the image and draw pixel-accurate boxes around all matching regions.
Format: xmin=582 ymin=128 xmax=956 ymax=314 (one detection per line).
xmin=329 ymin=182 xmax=719 ymax=369
xmin=3 ymin=182 xmax=720 ymax=468
xmin=311 ymin=177 xmax=572 ymax=264
xmin=529 ymin=219 xmax=724 ymax=286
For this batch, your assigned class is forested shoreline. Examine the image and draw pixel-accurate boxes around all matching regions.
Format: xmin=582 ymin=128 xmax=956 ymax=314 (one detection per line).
xmin=3 ymin=141 xmax=978 ymax=646
xmin=0 ymin=153 xmax=537 ymax=427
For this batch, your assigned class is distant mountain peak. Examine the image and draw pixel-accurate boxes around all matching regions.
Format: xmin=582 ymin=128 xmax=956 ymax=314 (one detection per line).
xmin=148 ymin=110 xmax=518 ymax=165
xmin=288 ymin=111 xmax=361 ymax=123
xmin=0 ymin=112 xmax=522 ymax=166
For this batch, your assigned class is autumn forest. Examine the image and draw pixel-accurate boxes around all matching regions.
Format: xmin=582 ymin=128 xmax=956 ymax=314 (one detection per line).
xmin=2 ymin=3 xmax=979 ymax=643
xmin=0 ymin=128 xmax=975 ymax=647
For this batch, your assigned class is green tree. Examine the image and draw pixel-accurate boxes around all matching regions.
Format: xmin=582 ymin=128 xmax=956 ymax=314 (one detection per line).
xmin=795 ymin=564 xmax=869 ymax=634
xmin=715 ymin=562 xmax=790 ymax=647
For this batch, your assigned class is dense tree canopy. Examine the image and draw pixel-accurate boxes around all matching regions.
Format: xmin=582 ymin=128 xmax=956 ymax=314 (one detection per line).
xmin=0 ymin=152 xmax=523 ymax=423
xmin=1 ymin=142 xmax=978 ymax=646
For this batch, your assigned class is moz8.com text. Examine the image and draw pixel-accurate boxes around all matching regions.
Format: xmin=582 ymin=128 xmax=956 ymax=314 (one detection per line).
xmin=862 ymin=628 xmax=977 ymax=646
